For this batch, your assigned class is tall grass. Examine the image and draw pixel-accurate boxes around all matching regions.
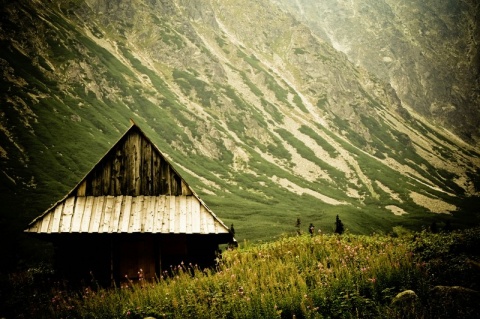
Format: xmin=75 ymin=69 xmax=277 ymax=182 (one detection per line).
xmin=9 ymin=230 xmax=468 ymax=318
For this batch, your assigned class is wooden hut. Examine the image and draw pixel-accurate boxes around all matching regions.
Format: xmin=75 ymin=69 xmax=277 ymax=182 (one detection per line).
xmin=25 ymin=123 xmax=234 ymax=285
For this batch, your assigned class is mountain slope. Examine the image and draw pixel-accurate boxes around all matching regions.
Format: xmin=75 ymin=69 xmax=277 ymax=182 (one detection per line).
xmin=272 ymin=0 xmax=480 ymax=144
xmin=1 ymin=0 xmax=479 ymax=269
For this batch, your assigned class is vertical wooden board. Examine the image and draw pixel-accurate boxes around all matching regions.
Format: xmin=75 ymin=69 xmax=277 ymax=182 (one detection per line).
xmin=118 ymin=196 xmax=132 ymax=233
xmin=92 ymin=171 xmax=102 ymax=196
xmin=80 ymin=196 xmax=94 ymax=232
xmin=171 ymin=172 xmax=178 ymax=195
xmin=181 ymin=180 xmax=192 ymax=196
xmin=71 ymin=197 xmax=86 ymax=232
xmin=121 ymin=196 xmax=134 ymax=233
xmin=140 ymin=196 xmax=149 ymax=232
xmin=213 ymin=220 xmax=221 ymax=234
xmin=162 ymin=196 xmax=168 ymax=232
xmin=111 ymin=195 xmax=124 ymax=233
xmin=89 ymin=196 xmax=105 ymax=233
xmin=199 ymin=205 xmax=206 ymax=234
xmin=113 ymin=150 xmax=123 ymax=196
xmin=169 ymin=196 xmax=176 ymax=233
xmin=76 ymin=180 xmax=87 ymax=196
xmin=119 ymin=145 xmax=128 ymax=195
xmin=121 ymin=196 xmax=133 ymax=232
xmin=185 ymin=196 xmax=192 ymax=234
xmin=124 ymin=135 xmax=133 ymax=195
xmin=151 ymin=196 xmax=158 ymax=233
xmin=51 ymin=203 xmax=64 ymax=233
xmin=102 ymin=161 xmax=112 ymax=195
xmin=102 ymin=196 xmax=115 ymax=233
xmin=133 ymin=134 xmax=142 ymax=195
xmin=206 ymin=209 xmax=215 ymax=234
xmin=145 ymin=197 xmax=155 ymax=233
xmin=178 ymin=195 xmax=187 ymax=233
xmin=130 ymin=196 xmax=138 ymax=232
xmin=60 ymin=197 xmax=75 ymax=232
xmin=152 ymin=153 xmax=160 ymax=195
xmin=157 ymin=195 xmax=168 ymax=233
xmin=165 ymin=165 xmax=171 ymax=195
xmin=131 ymin=196 xmax=144 ymax=232
xmin=143 ymin=141 xmax=152 ymax=195
xmin=191 ymin=199 xmax=201 ymax=233
xmin=39 ymin=210 xmax=52 ymax=233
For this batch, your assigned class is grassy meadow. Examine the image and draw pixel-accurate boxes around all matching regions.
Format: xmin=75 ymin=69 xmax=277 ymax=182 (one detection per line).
xmin=3 ymin=227 xmax=480 ymax=318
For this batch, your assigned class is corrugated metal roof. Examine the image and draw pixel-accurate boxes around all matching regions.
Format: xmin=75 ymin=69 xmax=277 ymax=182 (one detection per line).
xmin=25 ymin=195 xmax=229 ymax=234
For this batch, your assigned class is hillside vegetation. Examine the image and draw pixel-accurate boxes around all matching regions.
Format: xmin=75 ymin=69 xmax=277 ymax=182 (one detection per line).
xmin=2 ymin=228 xmax=480 ymax=318
xmin=0 ymin=0 xmax=479 ymax=272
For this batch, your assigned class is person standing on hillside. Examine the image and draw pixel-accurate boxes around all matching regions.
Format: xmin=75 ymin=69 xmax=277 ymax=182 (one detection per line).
xmin=309 ymin=223 xmax=315 ymax=236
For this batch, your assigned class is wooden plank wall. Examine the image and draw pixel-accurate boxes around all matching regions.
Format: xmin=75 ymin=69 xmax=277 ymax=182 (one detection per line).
xmin=76 ymin=129 xmax=193 ymax=197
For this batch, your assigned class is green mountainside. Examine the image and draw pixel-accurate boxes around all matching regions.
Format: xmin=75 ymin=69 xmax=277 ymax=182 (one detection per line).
xmin=1 ymin=0 xmax=479 ymax=269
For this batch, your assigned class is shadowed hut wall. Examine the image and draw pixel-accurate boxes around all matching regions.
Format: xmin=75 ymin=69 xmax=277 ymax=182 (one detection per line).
xmin=51 ymin=233 xmax=228 ymax=286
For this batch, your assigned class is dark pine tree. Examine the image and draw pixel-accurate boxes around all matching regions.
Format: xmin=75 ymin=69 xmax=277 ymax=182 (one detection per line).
xmin=334 ymin=215 xmax=344 ymax=234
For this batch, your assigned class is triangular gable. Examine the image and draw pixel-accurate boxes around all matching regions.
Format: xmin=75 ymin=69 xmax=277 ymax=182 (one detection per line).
xmin=25 ymin=123 xmax=231 ymax=236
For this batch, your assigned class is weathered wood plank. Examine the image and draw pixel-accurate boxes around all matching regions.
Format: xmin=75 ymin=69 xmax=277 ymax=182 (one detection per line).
xmin=40 ymin=210 xmax=52 ymax=233
xmin=206 ymin=207 xmax=215 ymax=234
xmin=163 ymin=158 xmax=170 ymax=195
xmin=132 ymin=196 xmax=143 ymax=232
xmin=113 ymin=150 xmax=123 ymax=195
xmin=133 ymin=133 xmax=142 ymax=195
xmin=191 ymin=199 xmax=201 ymax=233
xmin=155 ymin=195 xmax=164 ymax=233
xmin=102 ymin=196 xmax=115 ymax=233
xmin=199 ymin=205 xmax=206 ymax=234
xmin=51 ymin=202 xmax=64 ymax=233
xmin=182 ymin=180 xmax=192 ymax=196
xmin=89 ymin=196 xmax=105 ymax=232
xmin=71 ymin=197 xmax=86 ymax=232
xmin=143 ymin=140 xmax=152 ymax=195
xmin=80 ymin=197 xmax=94 ymax=232
xmin=76 ymin=180 xmax=87 ymax=196
xmin=178 ymin=195 xmax=186 ymax=233
xmin=60 ymin=197 xmax=75 ymax=232
xmin=152 ymin=153 xmax=161 ymax=195
xmin=128 ymin=196 xmax=138 ymax=233
xmin=102 ymin=161 xmax=112 ymax=195
xmin=120 ymin=196 xmax=132 ymax=232
xmin=145 ymin=197 xmax=155 ymax=233
xmin=111 ymin=195 xmax=123 ymax=232
xmin=185 ymin=196 xmax=192 ymax=234
xmin=169 ymin=196 xmax=176 ymax=233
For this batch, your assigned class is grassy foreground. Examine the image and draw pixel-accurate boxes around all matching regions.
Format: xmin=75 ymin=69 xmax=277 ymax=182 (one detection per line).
xmin=3 ymin=227 xmax=480 ymax=318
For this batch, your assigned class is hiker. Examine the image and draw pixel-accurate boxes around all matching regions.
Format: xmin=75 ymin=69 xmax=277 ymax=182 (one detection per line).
xmin=309 ymin=223 xmax=315 ymax=236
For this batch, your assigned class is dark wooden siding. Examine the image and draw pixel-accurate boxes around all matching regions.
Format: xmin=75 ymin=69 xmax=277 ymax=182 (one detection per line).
xmin=75 ymin=127 xmax=191 ymax=197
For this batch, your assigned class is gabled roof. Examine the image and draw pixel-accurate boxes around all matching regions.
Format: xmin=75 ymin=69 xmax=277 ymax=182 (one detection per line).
xmin=25 ymin=123 xmax=232 ymax=237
